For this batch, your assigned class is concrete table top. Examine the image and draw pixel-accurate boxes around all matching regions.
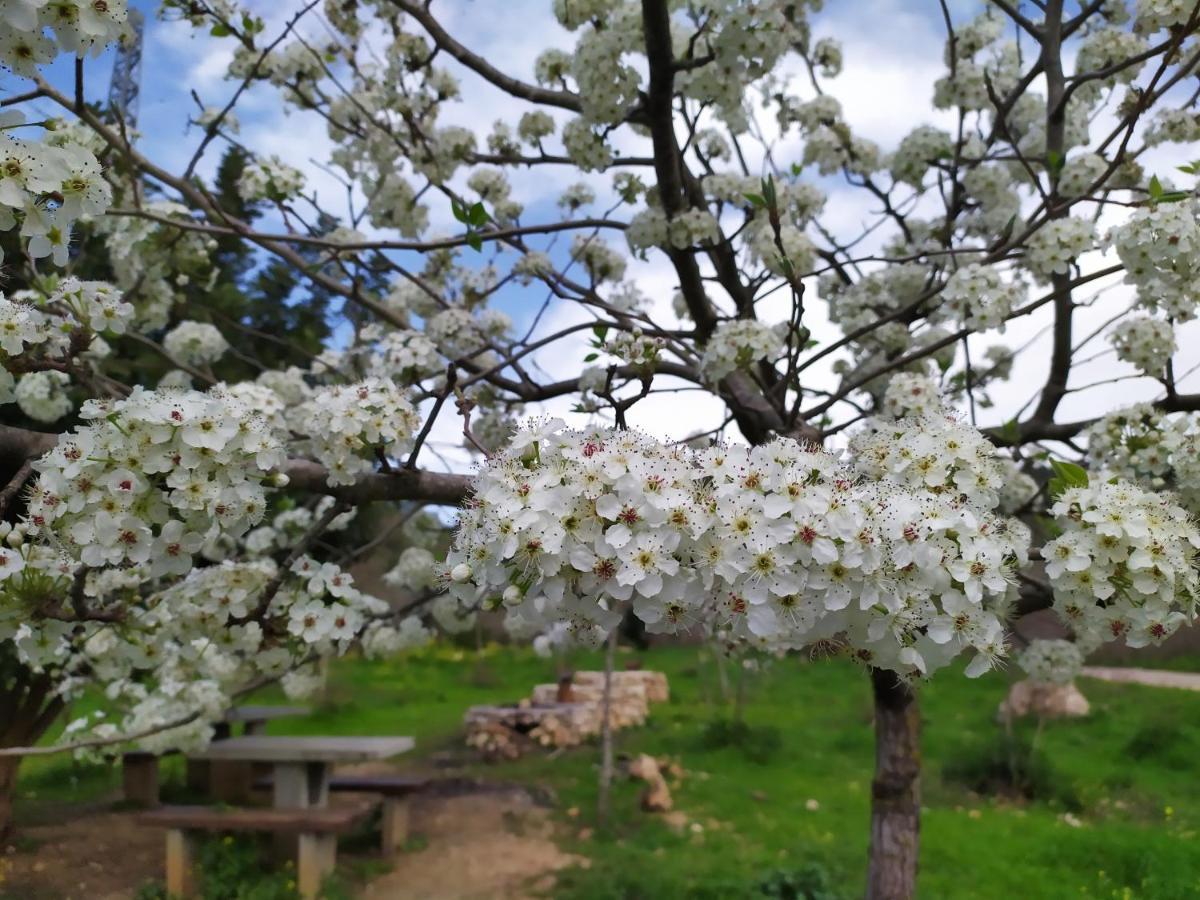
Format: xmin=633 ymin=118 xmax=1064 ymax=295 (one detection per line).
xmin=192 ymin=735 xmax=415 ymax=764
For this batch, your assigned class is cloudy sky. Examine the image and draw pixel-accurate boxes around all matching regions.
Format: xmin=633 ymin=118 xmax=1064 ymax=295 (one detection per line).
xmin=14 ymin=0 xmax=1199 ymax=473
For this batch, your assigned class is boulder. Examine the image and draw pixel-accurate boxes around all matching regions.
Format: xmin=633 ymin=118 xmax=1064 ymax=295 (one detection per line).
xmin=627 ymin=753 xmax=673 ymax=812
xmin=997 ymin=679 xmax=1090 ymax=720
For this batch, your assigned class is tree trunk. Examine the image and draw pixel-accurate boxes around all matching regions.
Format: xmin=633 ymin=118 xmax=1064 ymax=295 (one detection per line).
xmin=0 ymin=666 xmax=66 ymax=841
xmin=596 ymin=629 xmax=617 ymax=826
xmin=0 ymin=754 xmax=18 ymax=840
xmin=866 ymin=667 xmax=921 ymax=900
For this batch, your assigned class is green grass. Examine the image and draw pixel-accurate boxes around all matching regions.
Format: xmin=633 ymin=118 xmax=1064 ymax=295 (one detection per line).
xmin=17 ymin=643 xmax=1200 ymax=899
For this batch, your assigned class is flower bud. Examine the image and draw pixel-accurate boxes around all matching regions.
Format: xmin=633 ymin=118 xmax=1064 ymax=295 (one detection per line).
xmin=502 ymin=585 xmax=522 ymax=606
xmin=450 ymin=563 xmax=472 ymax=583
xmin=267 ymin=472 xmax=290 ymax=488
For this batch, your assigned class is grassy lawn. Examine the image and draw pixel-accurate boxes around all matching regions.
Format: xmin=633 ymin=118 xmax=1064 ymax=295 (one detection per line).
xmin=16 ymin=642 xmax=1200 ymax=899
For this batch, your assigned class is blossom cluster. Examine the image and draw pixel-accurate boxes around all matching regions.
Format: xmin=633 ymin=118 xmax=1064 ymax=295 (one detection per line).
xmin=41 ymin=554 xmax=425 ymax=753
xmin=940 ymin=263 xmax=1025 ymax=332
xmin=15 ymin=369 xmax=72 ymax=422
xmin=848 ymin=412 xmax=1008 ymax=513
xmin=1085 ymin=404 xmax=1200 ymax=514
xmin=881 ymin=373 xmax=945 ymax=419
xmin=1057 ymin=152 xmax=1108 ymax=198
xmin=0 ymin=0 xmax=128 ymax=74
xmin=0 ymin=124 xmax=112 ymax=265
xmin=604 ymin=329 xmax=663 ymax=369
xmin=1017 ymin=638 xmax=1085 ymax=685
xmin=237 ymin=155 xmax=307 ymax=203
xmin=1024 ymin=218 xmax=1095 ymax=278
xmin=243 ymin=498 xmax=356 ymax=559
xmin=163 ymin=320 xmax=230 ymax=367
xmin=700 ymin=319 xmax=785 ymax=383
xmin=95 ymin=201 xmax=219 ymax=330
xmin=1043 ymin=477 xmax=1200 ymax=650
xmin=445 ymin=418 xmax=1030 ymax=680
xmin=357 ymin=327 xmax=442 ymax=385
xmin=1109 ymin=315 xmax=1176 ymax=376
xmin=295 ymin=378 xmax=420 ymax=486
xmin=1109 ymin=202 xmax=1200 ymax=321
xmin=26 ymin=386 xmax=286 ymax=572
xmin=384 ymin=546 xmax=439 ymax=592
xmin=0 ymin=279 xmax=131 ymax=363
xmin=889 ymin=125 xmax=953 ymax=188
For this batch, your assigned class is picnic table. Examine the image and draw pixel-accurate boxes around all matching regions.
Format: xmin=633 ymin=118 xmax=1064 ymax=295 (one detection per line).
xmin=143 ymin=737 xmax=417 ymax=899
xmin=122 ymin=705 xmax=310 ymax=807
xmin=191 ymin=735 xmax=416 ymax=810
xmin=189 ymin=705 xmax=310 ymax=800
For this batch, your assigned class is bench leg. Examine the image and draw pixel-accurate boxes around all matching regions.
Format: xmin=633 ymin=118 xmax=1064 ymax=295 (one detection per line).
xmin=381 ymin=797 xmax=411 ymax=855
xmin=273 ymin=762 xmax=331 ymax=858
xmin=184 ymin=758 xmax=209 ymax=794
xmin=165 ymin=828 xmax=197 ymax=898
xmin=296 ymin=832 xmax=337 ymax=899
xmin=210 ymin=761 xmax=254 ymax=804
xmin=123 ymin=754 xmax=160 ymax=808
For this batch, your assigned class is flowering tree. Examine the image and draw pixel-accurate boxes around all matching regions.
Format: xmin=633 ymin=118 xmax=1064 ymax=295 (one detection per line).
xmin=3 ymin=1 xmax=1200 ymax=896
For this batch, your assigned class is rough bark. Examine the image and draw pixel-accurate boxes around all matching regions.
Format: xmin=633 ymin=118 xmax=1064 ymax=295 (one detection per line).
xmin=596 ymin=629 xmax=618 ymax=825
xmin=0 ymin=754 xmax=18 ymax=840
xmin=0 ymin=682 xmax=63 ymax=840
xmin=866 ymin=668 xmax=921 ymax=900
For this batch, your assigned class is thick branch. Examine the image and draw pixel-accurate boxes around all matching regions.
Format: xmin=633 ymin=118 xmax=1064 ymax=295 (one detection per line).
xmin=0 ymin=424 xmax=472 ymax=506
xmin=283 ymin=459 xmax=471 ymax=506
xmin=389 ymin=0 xmax=583 ymax=113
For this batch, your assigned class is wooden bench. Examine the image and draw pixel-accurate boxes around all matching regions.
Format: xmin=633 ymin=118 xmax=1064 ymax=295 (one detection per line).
xmin=254 ymin=773 xmax=430 ymax=852
xmin=139 ymin=802 xmax=375 ymax=899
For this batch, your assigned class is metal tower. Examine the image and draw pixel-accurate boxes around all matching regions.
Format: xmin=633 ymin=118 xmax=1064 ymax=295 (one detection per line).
xmin=107 ymin=7 xmax=146 ymax=131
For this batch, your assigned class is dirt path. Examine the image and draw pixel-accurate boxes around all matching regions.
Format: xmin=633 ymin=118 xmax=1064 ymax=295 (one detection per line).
xmin=1 ymin=810 xmax=162 ymax=900
xmin=361 ymin=785 xmax=584 ymax=899
xmin=1081 ymin=666 xmax=1200 ymax=691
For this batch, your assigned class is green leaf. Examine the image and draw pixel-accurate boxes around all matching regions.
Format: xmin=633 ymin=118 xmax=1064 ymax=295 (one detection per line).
xmin=1046 ymin=150 xmax=1064 ymax=173
xmin=1048 ymin=458 xmax=1088 ymax=499
xmin=1050 ymin=458 xmax=1089 ymax=487
xmin=744 ymin=193 xmax=766 ymax=208
xmin=1157 ymin=190 xmax=1191 ymax=204
xmin=1148 ymin=175 xmax=1164 ymax=199
xmin=592 ymin=324 xmax=609 ymax=344
xmin=997 ymin=418 xmax=1021 ymax=444
xmin=451 ymin=200 xmax=468 ymax=224
xmin=468 ymin=202 xmax=491 ymax=227
xmin=210 ymin=23 xmax=232 ymax=36
xmin=583 ymin=352 xmax=599 ymax=362
xmin=761 ymin=175 xmax=777 ymax=208
xmin=465 ymin=231 xmax=483 ymax=252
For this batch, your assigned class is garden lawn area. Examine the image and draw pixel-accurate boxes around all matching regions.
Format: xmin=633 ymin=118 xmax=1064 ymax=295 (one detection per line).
xmin=17 ymin=643 xmax=1200 ymax=899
